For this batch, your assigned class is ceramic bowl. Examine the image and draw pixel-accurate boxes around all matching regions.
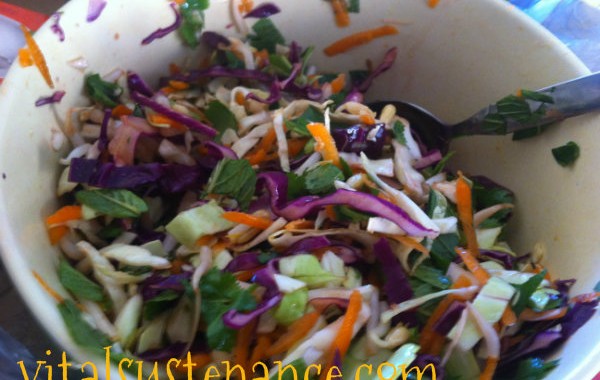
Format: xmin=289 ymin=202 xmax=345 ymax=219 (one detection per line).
xmin=0 ymin=0 xmax=597 ymax=378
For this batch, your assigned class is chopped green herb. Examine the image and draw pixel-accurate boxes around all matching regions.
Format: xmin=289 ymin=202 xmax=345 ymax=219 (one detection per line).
xmin=58 ymin=299 xmax=112 ymax=348
xmin=339 ymin=156 xmax=354 ymax=179
xmin=551 ymin=141 xmax=580 ymax=167
xmin=304 ymin=163 xmax=344 ymax=195
xmin=348 ymin=0 xmax=360 ymax=13
xmin=84 ymin=74 xmax=123 ymax=108
xmin=206 ymin=158 xmax=257 ymax=210
xmin=75 ymin=189 xmax=148 ymax=218
xmin=204 ymin=100 xmax=238 ymax=141
xmin=223 ymin=50 xmax=245 ymax=69
xmin=199 ymin=268 xmax=257 ymax=351
xmin=97 ymin=224 xmax=124 ymax=240
xmin=248 ymin=18 xmax=285 ymax=53
xmin=429 ymin=233 xmax=459 ymax=272
xmin=268 ymin=54 xmax=293 ymax=77
xmin=392 ymin=120 xmax=407 ymax=145
xmin=412 ymin=260 xmax=451 ymax=290
xmin=143 ymin=290 xmax=180 ymax=320
xmin=270 ymin=358 xmax=309 ymax=380
xmin=178 ymin=0 xmax=209 ymax=47
xmin=333 ymin=205 xmax=372 ymax=222
xmin=471 ymin=178 xmax=514 ymax=228
xmin=285 ymin=106 xmax=325 ymax=137
xmin=58 ymin=260 xmax=105 ymax=302
xmin=286 ymin=172 xmax=308 ymax=200
xmin=511 ymin=270 xmax=546 ymax=315
xmin=300 ymin=46 xmax=315 ymax=76
xmin=426 ymin=151 xmax=455 ymax=177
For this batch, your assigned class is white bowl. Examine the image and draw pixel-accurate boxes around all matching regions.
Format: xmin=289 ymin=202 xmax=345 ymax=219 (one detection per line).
xmin=0 ymin=0 xmax=597 ymax=378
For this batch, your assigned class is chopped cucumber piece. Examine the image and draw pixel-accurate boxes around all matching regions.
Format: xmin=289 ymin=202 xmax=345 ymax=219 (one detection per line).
xmin=165 ymin=201 xmax=234 ymax=248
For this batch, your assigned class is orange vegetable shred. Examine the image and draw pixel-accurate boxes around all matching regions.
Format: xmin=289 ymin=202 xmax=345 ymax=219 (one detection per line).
xmin=323 ymin=25 xmax=399 ymax=56
xmin=265 ymin=311 xmax=320 ymax=357
xmin=307 ymin=122 xmax=340 ymax=167
xmin=20 ymin=24 xmax=54 ymax=88
xmin=18 ymin=48 xmax=33 ymax=67
xmin=222 ymin=211 xmax=273 ymax=230
xmin=331 ymin=0 xmax=350 ymax=27
xmin=456 ymin=173 xmax=480 ymax=258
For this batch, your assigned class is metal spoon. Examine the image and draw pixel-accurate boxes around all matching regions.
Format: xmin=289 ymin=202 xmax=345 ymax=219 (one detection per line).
xmin=369 ymin=71 xmax=600 ymax=153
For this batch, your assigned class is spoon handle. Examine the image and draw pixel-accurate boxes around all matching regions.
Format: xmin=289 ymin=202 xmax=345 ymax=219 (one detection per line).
xmin=452 ymin=71 xmax=600 ymax=137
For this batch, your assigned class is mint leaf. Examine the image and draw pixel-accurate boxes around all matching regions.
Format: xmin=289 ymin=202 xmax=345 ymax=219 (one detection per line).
xmin=58 ymin=260 xmax=105 ymax=302
xmin=58 ymin=299 xmax=112 ymax=348
xmin=304 ymin=163 xmax=344 ymax=195
xmin=512 ymin=270 xmax=546 ymax=315
xmin=205 ymin=100 xmax=238 ymax=141
xmin=76 ymin=189 xmax=148 ymax=218
xmin=199 ymin=269 xmax=257 ymax=351
xmin=179 ymin=0 xmax=209 ymax=47
xmin=84 ymin=74 xmax=122 ymax=108
xmin=206 ymin=158 xmax=256 ymax=210
xmin=551 ymin=141 xmax=580 ymax=167
xmin=248 ymin=18 xmax=285 ymax=53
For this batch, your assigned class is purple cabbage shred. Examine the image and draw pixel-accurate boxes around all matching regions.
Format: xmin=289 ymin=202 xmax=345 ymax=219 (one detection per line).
xmin=141 ymin=3 xmax=182 ymax=45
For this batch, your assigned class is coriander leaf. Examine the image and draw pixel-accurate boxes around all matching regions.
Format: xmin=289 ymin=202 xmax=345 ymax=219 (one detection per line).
xmin=76 ymin=189 xmax=148 ymax=218
xmin=511 ymin=270 xmax=546 ymax=315
xmin=58 ymin=299 xmax=112 ymax=348
xmin=348 ymin=0 xmax=360 ymax=13
xmin=206 ymin=158 xmax=256 ymax=210
xmin=199 ymin=268 xmax=257 ymax=351
xmin=179 ymin=0 xmax=209 ymax=47
xmin=248 ymin=18 xmax=285 ymax=53
xmin=514 ymin=358 xmax=559 ymax=380
xmin=429 ymin=233 xmax=459 ymax=272
xmin=204 ymin=100 xmax=238 ymax=141
xmin=58 ymin=260 xmax=105 ymax=302
xmin=304 ymin=163 xmax=344 ymax=195
xmin=551 ymin=141 xmax=580 ymax=167
xmin=392 ymin=120 xmax=407 ymax=145
xmin=143 ymin=290 xmax=180 ymax=320
xmin=84 ymin=74 xmax=123 ymax=108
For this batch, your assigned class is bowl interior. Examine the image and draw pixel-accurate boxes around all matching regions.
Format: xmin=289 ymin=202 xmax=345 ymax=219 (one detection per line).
xmin=0 ymin=0 xmax=597 ymax=378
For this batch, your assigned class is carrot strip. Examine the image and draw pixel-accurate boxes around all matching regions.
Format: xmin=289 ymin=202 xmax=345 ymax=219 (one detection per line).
xmin=428 ymin=334 xmax=446 ymax=356
xmin=479 ymin=356 xmax=499 ymax=380
xmin=235 ymin=91 xmax=246 ymax=105
xmin=234 ymin=270 xmax=256 ymax=282
xmin=389 ymin=235 xmax=430 ymax=256
xmin=456 ymin=173 xmax=480 ymax=258
xmin=222 ymin=211 xmax=273 ymax=230
xmin=359 ymin=114 xmax=376 ymax=125
xmin=147 ymin=113 xmax=184 ymax=129
xmin=455 ymin=247 xmax=490 ymax=285
xmin=428 ymin=0 xmax=441 ymax=8
xmin=232 ymin=322 xmax=255 ymax=379
xmin=250 ymin=335 xmax=272 ymax=365
xmin=20 ymin=24 xmax=54 ymax=88
xmin=324 ymin=205 xmax=338 ymax=221
xmin=265 ymin=312 xmax=320 ymax=357
xmin=195 ymin=235 xmax=216 ymax=247
xmin=284 ymin=219 xmax=315 ymax=230
xmin=32 ymin=271 xmax=64 ymax=303
xmin=172 ymin=353 xmax=211 ymax=374
xmin=501 ymin=306 xmax=517 ymax=327
xmin=323 ymin=25 xmax=399 ymax=56
xmin=18 ymin=48 xmax=33 ymax=67
xmin=307 ymin=122 xmax=340 ymax=167
xmin=111 ymin=104 xmax=133 ymax=118
xmin=287 ymin=138 xmax=308 ymax=157
xmin=46 ymin=205 xmax=82 ymax=227
xmin=239 ymin=0 xmax=254 ymax=13
xmin=331 ymin=0 xmax=350 ymax=27
xmin=330 ymin=73 xmax=346 ymax=94
xmin=168 ymin=80 xmax=190 ymax=90
xmin=258 ymin=127 xmax=277 ymax=151
xmin=48 ymin=226 xmax=69 ymax=245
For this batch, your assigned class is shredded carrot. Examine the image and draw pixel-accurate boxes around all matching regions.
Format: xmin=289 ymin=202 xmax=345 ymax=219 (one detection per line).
xmin=18 ymin=47 xmax=33 ymax=67
xmin=258 ymin=127 xmax=277 ymax=151
xmin=570 ymin=292 xmax=600 ymax=304
xmin=428 ymin=334 xmax=446 ymax=356
xmin=232 ymin=322 xmax=255 ymax=379
xmin=307 ymin=122 xmax=340 ymax=167
xmin=46 ymin=205 xmax=82 ymax=227
xmin=170 ymin=259 xmax=185 ymax=275
xmin=456 ymin=173 xmax=480 ymax=258
xmin=168 ymin=80 xmax=190 ymax=90
xmin=427 ymin=0 xmax=441 ymax=8
xmin=235 ymin=91 xmax=246 ymax=105
xmin=265 ymin=312 xmax=320 ymax=357
xmin=234 ymin=270 xmax=256 ymax=282
xmin=20 ymin=24 xmax=54 ymax=88
xmin=501 ymin=306 xmax=517 ymax=327
xmin=173 ymin=0 xmax=186 ymax=5
xmin=238 ymin=0 xmax=254 ymax=13
xmin=359 ymin=113 xmax=376 ymax=125
xmin=324 ymin=205 xmax=338 ymax=221
xmin=147 ymin=113 xmax=184 ymax=129
xmin=222 ymin=211 xmax=273 ymax=230
xmin=420 ymin=275 xmax=472 ymax=352
xmin=389 ymin=235 xmax=430 ymax=256
xmin=111 ymin=104 xmax=133 ymax=118
xmin=320 ymin=290 xmax=362 ymax=380
xmin=455 ymin=247 xmax=490 ymax=285
xmin=284 ymin=219 xmax=315 ymax=230
xmin=287 ymin=138 xmax=308 ymax=157
xmin=323 ymin=25 xmax=399 ymax=56
xmin=479 ymin=356 xmax=499 ymax=380
xmin=195 ymin=235 xmax=216 ymax=247
xmin=211 ymin=240 xmax=230 ymax=254
xmin=169 ymin=63 xmax=181 ymax=75
xmin=330 ymin=73 xmax=346 ymax=94
xmin=48 ymin=226 xmax=69 ymax=245
xmin=516 ymin=88 xmax=523 ymax=98
xmin=531 ymin=264 xmax=553 ymax=281
xmin=32 ymin=271 xmax=64 ymax=303
xmin=330 ymin=0 xmax=350 ymax=27
xmin=250 ymin=335 xmax=272 ymax=365
xmin=172 ymin=353 xmax=211 ymax=374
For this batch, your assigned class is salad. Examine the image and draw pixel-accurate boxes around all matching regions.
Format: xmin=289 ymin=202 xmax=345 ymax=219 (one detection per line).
xmin=39 ymin=1 xmax=598 ymax=379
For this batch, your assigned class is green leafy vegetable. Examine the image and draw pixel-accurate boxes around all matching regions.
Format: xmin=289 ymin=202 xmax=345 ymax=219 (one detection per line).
xmin=143 ymin=290 xmax=181 ymax=320
xmin=285 ymin=106 xmax=325 ymax=137
xmin=333 ymin=205 xmax=372 ymax=222
xmin=513 ymin=358 xmax=559 ymax=380
xmin=412 ymin=260 xmax=451 ymax=290
xmin=429 ymin=233 xmax=459 ymax=272
xmin=75 ymin=189 xmax=148 ymax=218
xmin=248 ymin=18 xmax=285 ymax=53
xmin=392 ymin=120 xmax=407 ymax=145
xmin=268 ymin=54 xmax=293 ymax=77
xmin=270 ymin=358 xmax=310 ymax=380
xmin=205 ymin=100 xmax=238 ymax=141
xmin=304 ymin=163 xmax=344 ymax=195
xmin=84 ymin=74 xmax=123 ymax=108
xmin=178 ymin=0 xmax=209 ymax=47
xmin=58 ymin=299 xmax=112 ymax=348
xmin=199 ymin=268 xmax=257 ymax=351
xmin=279 ymin=254 xmax=342 ymax=287
xmin=58 ymin=260 xmax=105 ymax=302
xmin=223 ymin=50 xmax=245 ymax=69
xmin=348 ymin=0 xmax=360 ymax=13
xmin=511 ymin=270 xmax=546 ymax=315
xmin=423 ymin=151 xmax=455 ymax=178
xmin=206 ymin=158 xmax=257 ymax=210
xmin=286 ymin=172 xmax=308 ymax=200
xmin=471 ymin=178 xmax=514 ymax=228
xmin=551 ymin=141 xmax=580 ymax=167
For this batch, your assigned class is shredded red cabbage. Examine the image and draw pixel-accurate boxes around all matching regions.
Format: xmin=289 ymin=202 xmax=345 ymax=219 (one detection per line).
xmin=243 ymin=3 xmax=281 ymax=19
xmin=130 ymin=90 xmax=217 ymax=137
xmin=50 ymin=12 xmax=65 ymax=42
xmin=127 ymin=72 xmax=155 ymax=98
xmin=141 ymin=3 xmax=182 ymax=45
xmin=331 ymin=123 xmax=386 ymax=159
xmin=201 ymin=31 xmax=231 ymax=49
xmin=432 ymin=300 xmax=466 ymax=335
xmin=357 ymin=47 xmax=398 ymax=93
xmin=171 ymin=66 xmax=274 ymax=84
xmin=137 ymin=342 xmax=188 ymax=361
xmin=373 ymin=238 xmax=413 ymax=304
xmin=140 ymin=272 xmax=192 ymax=301
xmin=97 ymin=109 xmax=111 ymax=152
xmin=413 ymin=149 xmax=443 ymax=170
xmin=224 ymin=251 xmax=263 ymax=273
xmin=86 ymin=0 xmax=107 ymax=22
xmin=35 ymin=91 xmax=66 ymax=107
xmin=222 ymin=293 xmax=283 ymax=329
